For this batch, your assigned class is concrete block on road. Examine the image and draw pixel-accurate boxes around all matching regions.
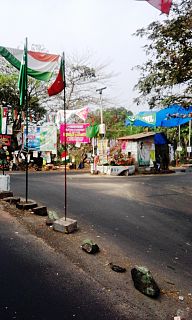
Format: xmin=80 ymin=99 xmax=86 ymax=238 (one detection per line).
xmin=0 ymin=175 xmax=10 ymax=191
xmin=0 ymin=191 xmax=13 ymax=199
xmin=33 ymin=206 xmax=48 ymax=216
xmin=16 ymin=202 xmax=38 ymax=210
xmin=53 ymin=217 xmax=77 ymax=234
xmin=2 ymin=197 xmax=20 ymax=205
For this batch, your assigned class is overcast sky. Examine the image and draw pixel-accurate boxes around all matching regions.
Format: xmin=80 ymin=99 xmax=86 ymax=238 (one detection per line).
xmin=1 ymin=0 xmax=166 ymax=113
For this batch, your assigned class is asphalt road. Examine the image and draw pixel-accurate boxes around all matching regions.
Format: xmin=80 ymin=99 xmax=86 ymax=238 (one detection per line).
xmin=10 ymin=171 xmax=192 ymax=294
xmin=0 ymin=207 xmax=122 ymax=320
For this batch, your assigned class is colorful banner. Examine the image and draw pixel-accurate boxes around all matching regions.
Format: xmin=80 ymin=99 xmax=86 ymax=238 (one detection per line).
xmin=60 ymin=123 xmax=90 ymax=144
xmin=24 ymin=126 xmax=40 ymax=150
xmin=40 ymin=125 xmax=57 ymax=153
xmin=1 ymin=107 xmax=8 ymax=134
xmin=24 ymin=125 xmax=57 ymax=152
xmin=56 ymin=107 xmax=89 ymax=127
xmin=127 ymin=112 xmax=156 ymax=126
xmin=97 ymin=139 xmax=108 ymax=164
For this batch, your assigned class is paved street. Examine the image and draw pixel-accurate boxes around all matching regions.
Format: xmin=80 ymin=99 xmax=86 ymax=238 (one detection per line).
xmin=6 ymin=171 xmax=192 ymax=320
xmin=0 ymin=207 xmax=123 ymax=320
xmin=10 ymin=171 xmax=192 ymax=296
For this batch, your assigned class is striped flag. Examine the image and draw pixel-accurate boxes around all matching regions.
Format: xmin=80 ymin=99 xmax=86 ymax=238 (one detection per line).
xmin=0 ymin=46 xmax=59 ymax=81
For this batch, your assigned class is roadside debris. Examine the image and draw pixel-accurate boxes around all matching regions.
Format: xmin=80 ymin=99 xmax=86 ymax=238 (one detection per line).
xmin=109 ymin=263 xmax=126 ymax=273
xmin=131 ymin=266 xmax=160 ymax=298
xmin=174 ymin=307 xmax=190 ymax=319
xmin=81 ymin=239 xmax=99 ymax=254
xmin=46 ymin=210 xmax=59 ymax=226
xmin=178 ymin=296 xmax=184 ymax=301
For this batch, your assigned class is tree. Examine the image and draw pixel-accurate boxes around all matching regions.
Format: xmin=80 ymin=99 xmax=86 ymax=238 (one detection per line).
xmin=134 ymin=0 xmax=192 ymax=109
xmin=0 ymin=48 xmax=114 ymax=114
xmin=48 ymin=52 xmax=114 ymax=110
xmin=87 ymin=107 xmax=143 ymax=139
xmin=0 ymin=72 xmax=46 ymax=126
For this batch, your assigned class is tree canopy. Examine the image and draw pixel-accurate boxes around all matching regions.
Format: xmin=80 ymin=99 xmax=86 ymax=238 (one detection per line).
xmin=87 ymin=107 xmax=143 ymax=139
xmin=134 ymin=0 xmax=192 ymax=109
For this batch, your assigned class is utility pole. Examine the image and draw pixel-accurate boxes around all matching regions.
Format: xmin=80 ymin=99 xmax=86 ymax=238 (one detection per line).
xmin=96 ymin=87 xmax=107 ymax=126
xmin=96 ymin=87 xmax=107 ymax=171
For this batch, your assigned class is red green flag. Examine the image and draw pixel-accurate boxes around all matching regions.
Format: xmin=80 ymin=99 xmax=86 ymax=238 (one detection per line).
xmin=48 ymin=57 xmax=64 ymax=96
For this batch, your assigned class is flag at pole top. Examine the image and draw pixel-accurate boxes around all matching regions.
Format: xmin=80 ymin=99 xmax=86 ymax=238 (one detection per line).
xmin=48 ymin=56 xmax=65 ymax=96
xmin=0 ymin=46 xmax=60 ymax=81
xmin=147 ymin=0 xmax=172 ymax=14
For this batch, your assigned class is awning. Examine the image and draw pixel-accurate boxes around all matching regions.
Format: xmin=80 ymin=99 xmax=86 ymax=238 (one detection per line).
xmin=126 ymin=105 xmax=192 ymax=128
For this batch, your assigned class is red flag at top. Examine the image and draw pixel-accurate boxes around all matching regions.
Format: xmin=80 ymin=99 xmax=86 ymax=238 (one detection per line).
xmin=48 ymin=57 xmax=64 ymax=96
xmin=147 ymin=0 xmax=172 ymax=14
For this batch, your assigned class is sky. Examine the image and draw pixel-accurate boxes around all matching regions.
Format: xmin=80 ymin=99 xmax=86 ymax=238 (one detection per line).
xmin=0 ymin=0 xmax=167 ymax=114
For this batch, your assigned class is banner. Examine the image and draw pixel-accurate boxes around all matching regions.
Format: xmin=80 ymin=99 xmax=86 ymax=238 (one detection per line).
xmin=40 ymin=125 xmax=57 ymax=153
xmin=24 ymin=125 xmax=57 ymax=152
xmin=56 ymin=106 xmax=89 ymax=127
xmin=97 ymin=139 xmax=108 ymax=164
xmin=60 ymin=123 xmax=90 ymax=144
xmin=1 ymin=107 xmax=8 ymax=134
xmin=24 ymin=126 xmax=40 ymax=150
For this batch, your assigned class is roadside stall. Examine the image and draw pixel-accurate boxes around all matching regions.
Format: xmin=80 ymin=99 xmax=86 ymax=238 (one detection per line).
xmin=117 ymin=131 xmax=169 ymax=173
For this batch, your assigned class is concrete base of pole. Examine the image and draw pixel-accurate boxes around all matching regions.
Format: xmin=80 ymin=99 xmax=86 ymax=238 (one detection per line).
xmin=2 ymin=197 xmax=20 ymax=205
xmin=16 ymin=201 xmax=38 ymax=210
xmin=0 ymin=175 xmax=10 ymax=191
xmin=0 ymin=191 xmax=13 ymax=199
xmin=33 ymin=206 xmax=48 ymax=216
xmin=53 ymin=217 xmax=77 ymax=234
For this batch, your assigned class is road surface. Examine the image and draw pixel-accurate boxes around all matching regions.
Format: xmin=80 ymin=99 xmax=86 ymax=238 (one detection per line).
xmin=8 ymin=171 xmax=192 ymax=318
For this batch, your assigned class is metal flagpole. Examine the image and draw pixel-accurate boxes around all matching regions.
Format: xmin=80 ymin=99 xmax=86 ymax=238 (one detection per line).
xmin=96 ymin=87 xmax=107 ymax=173
xmin=25 ymin=37 xmax=29 ymax=203
xmin=188 ymin=120 xmax=191 ymax=158
xmin=62 ymin=52 xmax=67 ymax=221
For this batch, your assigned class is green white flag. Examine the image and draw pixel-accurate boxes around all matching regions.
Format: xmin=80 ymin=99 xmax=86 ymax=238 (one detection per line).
xmin=0 ymin=46 xmax=59 ymax=81
xmin=18 ymin=44 xmax=27 ymax=106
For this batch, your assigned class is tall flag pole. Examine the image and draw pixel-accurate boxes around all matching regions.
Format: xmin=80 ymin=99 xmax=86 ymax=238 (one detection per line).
xmin=62 ymin=53 xmax=67 ymax=221
xmin=18 ymin=37 xmax=29 ymax=202
xmin=25 ymin=38 xmax=29 ymax=204
xmin=48 ymin=53 xmax=66 ymax=220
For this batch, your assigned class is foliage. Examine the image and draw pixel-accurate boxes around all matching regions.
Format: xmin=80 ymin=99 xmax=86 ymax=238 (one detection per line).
xmin=49 ymin=52 xmax=114 ymax=110
xmin=134 ymin=0 xmax=192 ymax=109
xmin=0 ymin=55 xmax=47 ymax=125
xmin=0 ymin=73 xmax=19 ymax=107
xmin=87 ymin=107 xmax=143 ymax=138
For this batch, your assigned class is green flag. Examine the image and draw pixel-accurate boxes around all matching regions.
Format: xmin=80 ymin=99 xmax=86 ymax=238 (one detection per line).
xmin=86 ymin=124 xmax=99 ymax=138
xmin=18 ymin=43 xmax=27 ymax=106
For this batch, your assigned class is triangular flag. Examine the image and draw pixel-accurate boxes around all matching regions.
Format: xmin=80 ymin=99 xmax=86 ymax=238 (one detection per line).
xmin=48 ymin=57 xmax=64 ymax=96
xmin=147 ymin=0 xmax=172 ymax=14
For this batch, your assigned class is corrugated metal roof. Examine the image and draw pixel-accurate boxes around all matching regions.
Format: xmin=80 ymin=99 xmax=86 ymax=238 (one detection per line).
xmin=117 ymin=132 xmax=156 ymax=140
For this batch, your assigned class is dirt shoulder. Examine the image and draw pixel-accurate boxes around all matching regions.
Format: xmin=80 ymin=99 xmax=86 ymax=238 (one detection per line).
xmin=1 ymin=200 xmax=192 ymax=320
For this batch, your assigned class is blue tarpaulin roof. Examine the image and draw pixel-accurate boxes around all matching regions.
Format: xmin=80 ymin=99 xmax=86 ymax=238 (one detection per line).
xmin=125 ymin=105 xmax=192 ymax=128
